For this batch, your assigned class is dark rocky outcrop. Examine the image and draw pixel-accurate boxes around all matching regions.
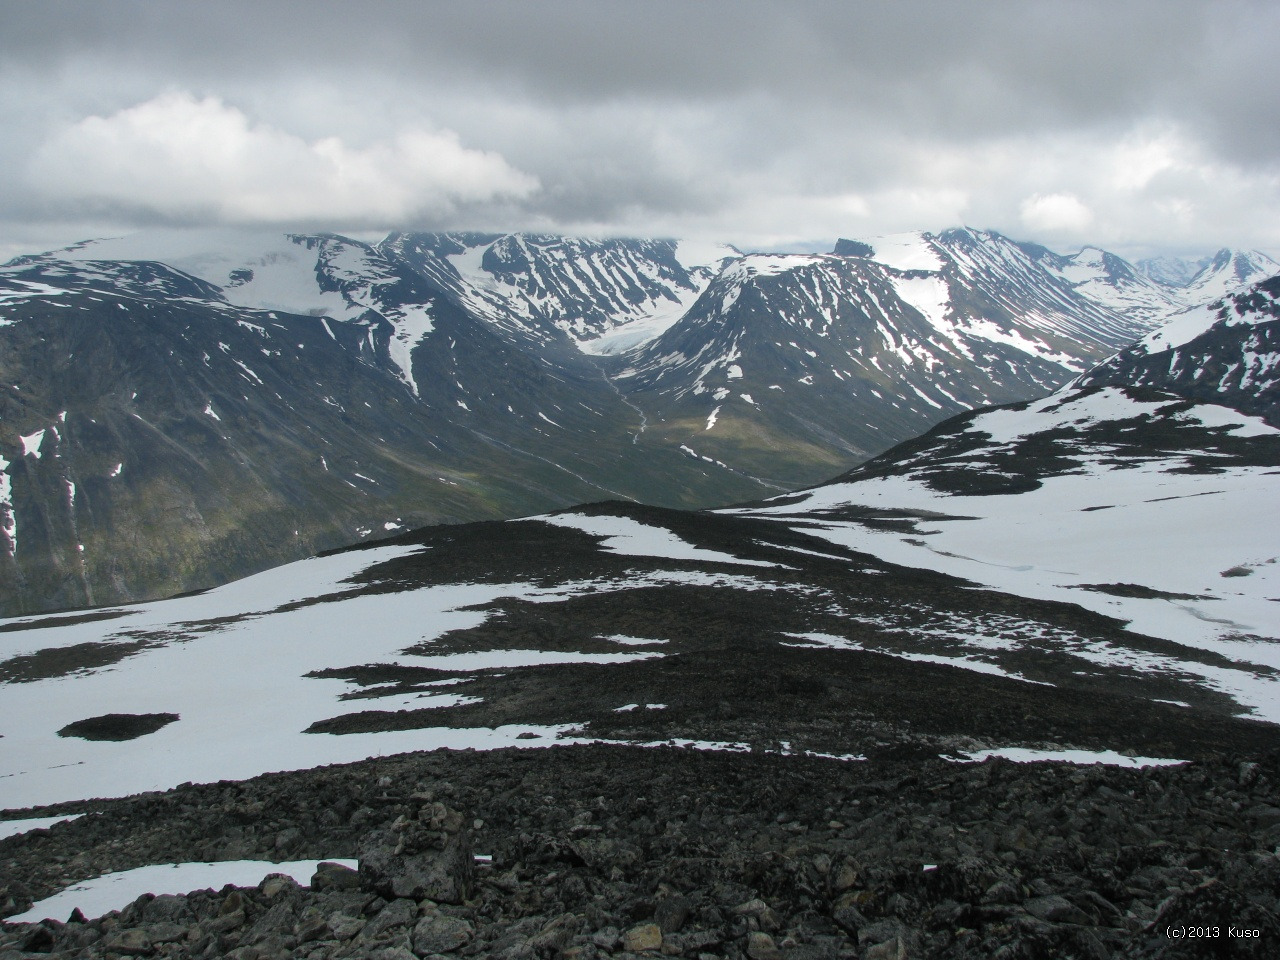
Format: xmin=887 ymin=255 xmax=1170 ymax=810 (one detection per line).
xmin=3 ymin=745 xmax=1280 ymax=958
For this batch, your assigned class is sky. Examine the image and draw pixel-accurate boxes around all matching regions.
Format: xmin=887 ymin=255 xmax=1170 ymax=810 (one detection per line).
xmin=2 ymin=0 xmax=1278 ymax=262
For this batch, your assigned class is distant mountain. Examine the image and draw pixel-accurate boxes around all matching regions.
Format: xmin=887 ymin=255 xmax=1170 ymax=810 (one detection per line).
xmin=613 ymin=229 xmax=1172 ymax=487
xmin=1181 ymin=248 xmax=1280 ymax=303
xmin=381 ymin=232 xmax=738 ymax=354
xmin=1136 ymin=247 xmax=1279 ymax=299
xmin=0 ymin=228 xmax=1183 ymax=614
xmin=0 ymin=235 xmax=759 ymax=614
xmin=1136 ymin=253 xmax=1211 ymax=288
xmin=1078 ymin=274 xmax=1280 ymax=425
xmin=1020 ymin=243 xmax=1187 ymax=326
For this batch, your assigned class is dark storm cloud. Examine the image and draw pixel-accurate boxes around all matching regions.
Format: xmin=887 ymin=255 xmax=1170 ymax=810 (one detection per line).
xmin=1 ymin=0 xmax=1277 ymax=256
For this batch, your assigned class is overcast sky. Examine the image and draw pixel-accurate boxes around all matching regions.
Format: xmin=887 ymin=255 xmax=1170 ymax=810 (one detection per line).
xmin=2 ymin=0 xmax=1278 ymax=261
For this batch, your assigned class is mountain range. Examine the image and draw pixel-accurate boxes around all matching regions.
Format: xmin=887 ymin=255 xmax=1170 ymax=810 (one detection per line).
xmin=3 ymin=270 xmax=1279 ymax=809
xmin=0 ymin=228 xmax=1274 ymax=615
xmin=2 ymin=237 xmax=1279 ymax=955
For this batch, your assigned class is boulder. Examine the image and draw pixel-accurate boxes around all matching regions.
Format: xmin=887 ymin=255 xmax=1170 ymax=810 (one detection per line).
xmin=359 ymin=803 xmax=473 ymax=903
xmin=412 ymin=914 xmax=474 ymax=955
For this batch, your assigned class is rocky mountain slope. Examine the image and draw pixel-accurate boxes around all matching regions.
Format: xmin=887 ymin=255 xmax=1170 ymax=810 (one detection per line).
xmin=2 ymin=304 xmax=1278 ymax=955
xmin=0 ymin=228 xmax=1254 ymax=615
xmin=1179 ymin=249 xmax=1280 ymax=304
xmin=4 ymin=747 xmax=1279 ymax=959
xmin=1079 ymin=274 xmax=1280 ymax=425
xmin=612 ymin=229 xmax=1180 ymax=486
xmin=1 ymin=387 xmax=1278 ymax=957
xmin=0 ymin=384 xmax=1275 ymax=810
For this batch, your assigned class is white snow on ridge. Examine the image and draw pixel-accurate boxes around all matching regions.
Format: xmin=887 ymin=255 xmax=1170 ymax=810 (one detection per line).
xmin=0 ymin=279 xmax=70 ymax=309
xmin=736 ymin=254 xmax=820 ymax=277
xmin=47 ymin=231 xmax=364 ymax=322
xmin=538 ymin=513 xmax=777 ymax=568
xmin=674 ymin=239 xmax=738 ymax=271
xmin=968 ymin=388 xmax=1275 ymax=445
xmin=965 ymin=388 xmax=1169 ymax=444
xmin=1132 ymin=300 xmax=1224 ymax=355
xmin=1130 ymin=278 xmax=1276 ymax=359
xmin=862 ymin=233 xmax=945 ymax=272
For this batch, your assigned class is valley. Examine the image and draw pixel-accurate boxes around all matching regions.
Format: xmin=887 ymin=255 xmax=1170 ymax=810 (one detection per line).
xmin=1 ymin=230 xmax=1278 ymax=959
xmin=1 ymin=229 xmax=1271 ymax=616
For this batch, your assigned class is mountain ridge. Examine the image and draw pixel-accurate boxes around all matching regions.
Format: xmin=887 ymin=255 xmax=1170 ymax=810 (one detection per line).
xmin=0 ymin=227 xmax=1259 ymax=614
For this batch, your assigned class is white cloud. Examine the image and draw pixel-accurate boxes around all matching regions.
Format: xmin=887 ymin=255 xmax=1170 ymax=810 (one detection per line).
xmin=25 ymin=92 xmax=539 ymax=225
xmin=1019 ymin=192 xmax=1094 ymax=233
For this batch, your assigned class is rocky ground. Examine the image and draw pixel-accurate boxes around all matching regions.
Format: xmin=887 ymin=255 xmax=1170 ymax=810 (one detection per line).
xmin=4 ymin=745 xmax=1280 ymax=959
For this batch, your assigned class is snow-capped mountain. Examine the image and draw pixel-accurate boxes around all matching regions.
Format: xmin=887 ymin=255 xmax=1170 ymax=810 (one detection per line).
xmin=382 ymin=232 xmax=738 ymax=354
xmin=1136 ymin=253 xmax=1211 ymax=288
xmin=1180 ymin=247 xmax=1280 ymax=304
xmin=0 ymin=227 xmax=1197 ymax=614
xmin=1078 ymin=274 xmax=1280 ymax=425
xmin=0 ymin=236 xmax=765 ymax=614
xmin=1136 ymin=248 xmax=1279 ymax=302
xmin=612 ymin=229 xmax=1173 ymax=489
xmin=1021 ymin=243 xmax=1187 ymax=326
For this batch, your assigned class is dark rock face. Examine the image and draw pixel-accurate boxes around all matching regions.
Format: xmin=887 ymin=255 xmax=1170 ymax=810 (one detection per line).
xmin=832 ymin=238 xmax=874 ymax=258
xmin=358 ymin=803 xmax=473 ymax=904
xmin=3 ymin=746 xmax=1280 ymax=959
xmin=55 ymin=712 xmax=179 ymax=741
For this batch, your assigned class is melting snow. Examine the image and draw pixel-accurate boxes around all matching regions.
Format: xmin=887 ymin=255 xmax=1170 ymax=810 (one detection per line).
xmin=11 ymin=859 xmax=359 ymax=924
xmin=744 ymin=389 xmax=1280 ymax=720
xmin=889 ymin=274 xmax=950 ymax=327
xmin=538 ymin=513 xmax=777 ymax=568
xmin=604 ymin=635 xmax=669 ymax=646
xmin=956 ymin=748 xmax=1186 ymax=768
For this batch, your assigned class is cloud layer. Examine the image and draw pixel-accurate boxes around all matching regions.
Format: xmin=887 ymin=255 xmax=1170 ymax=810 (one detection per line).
xmin=2 ymin=1 xmax=1277 ymax=259
xmin=27 ymin=93 xmax=537 ymax=225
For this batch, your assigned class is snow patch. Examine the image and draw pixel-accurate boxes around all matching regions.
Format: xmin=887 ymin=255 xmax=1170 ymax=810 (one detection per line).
xmin=19 ymin=429 xmax=45 ymax=458
xmin=538 ymin=513 xmax=777 ymax=568
xmin=957 ymin=748 xmax=1186 ymax=768
xmin=864 ymin=233 xmax=945 ymax=272
xmin=0 ymin=814 xmax=83 ymax=842
xmin=11 ymin=859 xmax=358 ymax=924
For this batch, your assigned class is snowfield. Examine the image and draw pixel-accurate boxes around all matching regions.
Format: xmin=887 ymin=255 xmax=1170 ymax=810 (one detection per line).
xmin=737 ymin=388 xmax=1280 ymax=719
